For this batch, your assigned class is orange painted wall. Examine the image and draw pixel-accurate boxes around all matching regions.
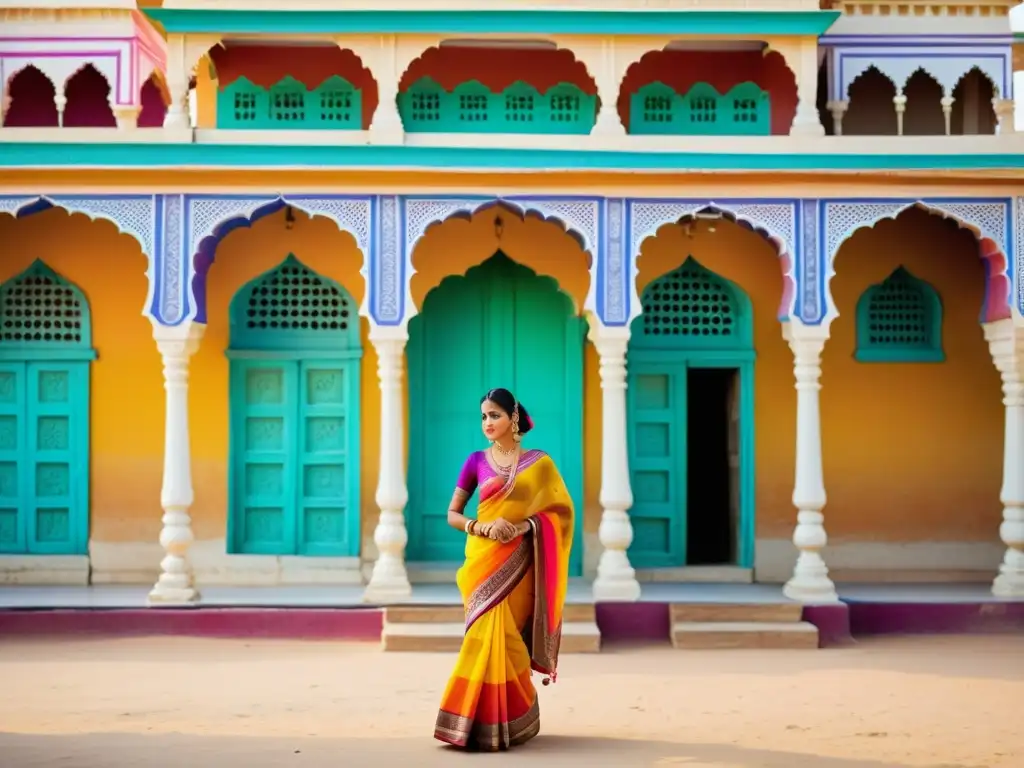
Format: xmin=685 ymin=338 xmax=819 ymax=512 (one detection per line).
xmin=0 ymin=209 xmax=159 ymax=544
xmin=620 ymin=49 xmax=798 ymax=135
xmin=821 ymin=207 xmax=1003 ymax=543
xmin=188 ymin=208 xmax=376 ymax=542
xmin=210 ymin=45 xmax=379 ymax=129
xmin=634 ymin=220 xmax=796 ymax=539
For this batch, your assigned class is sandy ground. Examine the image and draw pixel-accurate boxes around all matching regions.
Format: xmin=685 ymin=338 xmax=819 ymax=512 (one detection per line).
xmin=0 ymin=635 xmax=1021 ymax=768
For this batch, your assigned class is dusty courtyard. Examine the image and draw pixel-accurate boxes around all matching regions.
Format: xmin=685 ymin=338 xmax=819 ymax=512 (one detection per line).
xmin=0 ymin=634 xmax=1020 ymax=768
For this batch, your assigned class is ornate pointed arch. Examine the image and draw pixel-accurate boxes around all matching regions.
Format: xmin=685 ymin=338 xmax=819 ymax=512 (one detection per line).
xmin=0 ymin=194 xmax=156 ymax=321
xmin=822 ymin=198 xmax=1012 ymax=324
xmin=625 ymin=198 xmax=797 ymax=325
xmin=186 ymin=194 xmax=373 ymax=325
xmin=396 ymin=196 xmax=598 ymax=327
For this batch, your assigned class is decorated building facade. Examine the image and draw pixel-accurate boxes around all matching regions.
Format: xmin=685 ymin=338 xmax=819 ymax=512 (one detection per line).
xmin=1 ymin=0 xmax=1024 ymax=607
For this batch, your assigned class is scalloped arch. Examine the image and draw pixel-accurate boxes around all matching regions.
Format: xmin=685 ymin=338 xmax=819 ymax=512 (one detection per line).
xmin=187 ymin=195 xmax=372 ymax=325
xmin=397 ymin=41 xmax=598 ymax=95
xmin=824 ymin=200 xmax=1011 ymax=323
xmin=0 ymin=194 xmax=155 ymax=321
xmin=3 ymin=62 xmax=56 ymax=92
xmin=403 ymin=197 xmax=596 ymax=322
xmin=628 ymin=200 xmax=797 ymax=322
xmin=846 ymin=64 xmax=898 ymax=97
xmin=951 ymin=65 xmax=1000 ymax=98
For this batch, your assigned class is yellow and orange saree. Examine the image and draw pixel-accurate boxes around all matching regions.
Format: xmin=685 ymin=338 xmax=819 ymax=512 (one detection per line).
xmin=433 ymin=449 xmax=574 ymax=752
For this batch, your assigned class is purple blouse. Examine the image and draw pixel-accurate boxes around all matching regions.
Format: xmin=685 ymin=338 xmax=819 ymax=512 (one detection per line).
xmin=455 ymin=451 xmax=499 ymax=496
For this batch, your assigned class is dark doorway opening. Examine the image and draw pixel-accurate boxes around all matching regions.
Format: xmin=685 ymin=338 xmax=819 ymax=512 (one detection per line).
xmin=686 ymin=367 xmax=740 ymax=565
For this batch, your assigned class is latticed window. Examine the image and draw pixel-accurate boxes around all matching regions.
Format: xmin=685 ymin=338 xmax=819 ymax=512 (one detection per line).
xmin=230 ymin=255 xmax=358 ymax=352
xmin=398 ymin=77 xmax=596 ymax=134
xmin=0 ymin=260 xmax=91 ymax=350
xmin=630 ymin=81 xmax=770 ymax=136
xmin=855 ymin=267 xmax=944 ymax=363
xmin=635 ymin=257 xmax=751 ymax=349
xmin=217 ymin=75 xmax=362 ymax=130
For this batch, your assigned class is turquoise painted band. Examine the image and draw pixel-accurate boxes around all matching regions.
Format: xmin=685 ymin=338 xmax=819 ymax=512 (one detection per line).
xmin=143 ymin=9 xmax=841 ymax=37
xmin=1 ymin=142 xmax=1022 ymax=172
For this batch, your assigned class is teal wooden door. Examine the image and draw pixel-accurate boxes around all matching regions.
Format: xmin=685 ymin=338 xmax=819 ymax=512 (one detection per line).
xmin=297 ymin=360 xmax=359 ymax=556
xmin=231 ymin=361 xmax=299 ymax=554
xmin=0 ymin=260 xmax=94 ymax=557
xmin=626 ymin=362 xmax=687 ymax=568
xmin=227 ymin=255 xmax=362 ymax=557
xmin=407 ymin=253 xmax=585 ymax=573
xmin=626 ymin=257 xmax=757 ymax=569
xmin=0 ymin=361 xmax=90 ymax=555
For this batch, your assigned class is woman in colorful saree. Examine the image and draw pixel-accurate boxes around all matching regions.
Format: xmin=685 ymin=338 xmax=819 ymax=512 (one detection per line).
xmin=433 ymin=387 xmax=574 ymax=752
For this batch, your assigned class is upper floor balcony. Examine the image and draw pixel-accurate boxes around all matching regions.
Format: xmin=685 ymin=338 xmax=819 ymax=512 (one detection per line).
xmin=0 ymin=0 xmax=1021 ymax=173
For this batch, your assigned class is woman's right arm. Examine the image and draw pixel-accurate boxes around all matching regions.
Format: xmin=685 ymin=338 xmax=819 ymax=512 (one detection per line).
xmin=447 ymin=454 xmax=486 ymax=536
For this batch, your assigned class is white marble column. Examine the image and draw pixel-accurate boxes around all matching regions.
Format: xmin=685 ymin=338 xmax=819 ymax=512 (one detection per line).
xmin=589 ymin=320 xmax=641 ymax=602
xmin=984 ymin=319 xmax=1024 ymax=597
xmin=782 ymin=322 xmax=839 ymax=604
xmin=780 ymin=38 xmax=825 ymax=137
xmin=363 ymin=324 xmax=412 ymax=602
xmin=345 ymin=35 xmax=421 ymax=145
xmin=148 ymin=322 xmax=204 ymax=606
xmin=826 ymin=100 xmax=848 ymax=136
xmin=570 ymin=41 xmax=629 ymax=138
xmin=112 ymin=102 xmax=141 ymax=130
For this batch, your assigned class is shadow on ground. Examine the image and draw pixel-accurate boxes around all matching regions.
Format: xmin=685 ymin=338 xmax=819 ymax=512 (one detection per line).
xmin=0 ymin=732 xmax=988 ymax=768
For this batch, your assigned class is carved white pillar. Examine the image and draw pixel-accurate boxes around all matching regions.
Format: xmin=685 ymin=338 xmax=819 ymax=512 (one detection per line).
xmin=588 ymin=320 xmax=641 ymax=602
xmin=826 ymin=99 xmax=847 ymax=136
xmin=993 ymin=98 xmax=1016 ymax=135
xmin=984 ymin=320 xmax=1024 ymax=597
xmin=570 ymin=40 xmax=629 ymax=138
xmin=54 ymin=86 xmax=67 ymax=128
xmin=345 ymin=35 xmax=421 ymax=145
xmin=941 ymin=94 xmax=955 ymax=136
xmin=782 ymin=322 xmax=839 ymax=604
xmin=164 ymin=33 xmax=194 ymax=129
xmin=893 ymin=92 xmax=907 ymax=136
xmin=778 ymin=38 xmax=825 ymax=137
xmin=148 ymin=322 xmax=204 ymax=606
xmin=363 ymin=323 xmax=412 ymax=602
xmin=112 ymin=103 xmax=141 ymax=130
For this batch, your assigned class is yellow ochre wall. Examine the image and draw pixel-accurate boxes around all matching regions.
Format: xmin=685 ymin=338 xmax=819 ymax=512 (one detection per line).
xmin=0 ymin=201 xmax=1003 ymax=560
xmin=822 ymin=207 xmax=1003 ymax=543
xmin=0 ymin=210 xmax=160 ymax=544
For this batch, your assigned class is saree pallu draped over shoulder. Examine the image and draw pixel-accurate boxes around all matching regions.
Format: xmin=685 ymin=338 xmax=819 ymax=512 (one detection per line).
xmin=434 ymin=449 xmax=574 ymax=752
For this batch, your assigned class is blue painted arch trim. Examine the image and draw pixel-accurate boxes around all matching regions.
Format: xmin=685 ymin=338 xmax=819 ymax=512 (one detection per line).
xmin=143 ymin=9 xmax=841 ymax=36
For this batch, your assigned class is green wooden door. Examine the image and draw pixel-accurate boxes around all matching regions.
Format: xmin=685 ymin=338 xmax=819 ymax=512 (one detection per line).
xmin=626 ymin=257 xmax=757 ymax=569
xmin=407 ymin=252 xmax=585 ymax=574
xmin=0 ymin=261 xmax=94 ymax=556
xmin=231 ymin=361 xmax=298 ymax=554
xmin=227 ymin=255 xmax=362 ymax=557
xmin=297 ymin=360 xmax=359 ymax=556
xmin=0 ymin=361 xmax=90 ymax=555
xmin=626 ymin=361 xmax=688 ymax=568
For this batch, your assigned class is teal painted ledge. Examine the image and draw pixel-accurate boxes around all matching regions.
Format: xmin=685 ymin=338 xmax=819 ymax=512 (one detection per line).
xmin=1 ymin=143 xmax=1023 ymax=172
xmin=144 ymin=9 xmax=841 ymax=36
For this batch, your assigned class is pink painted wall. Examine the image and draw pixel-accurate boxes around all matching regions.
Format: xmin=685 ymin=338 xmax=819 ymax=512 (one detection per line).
xmin=3 ymin=64 xmax=167 ymax=128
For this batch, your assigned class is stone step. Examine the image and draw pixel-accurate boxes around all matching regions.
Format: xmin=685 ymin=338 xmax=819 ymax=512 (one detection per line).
xmin=383 ymin=615 xmax=601 ymax=653
xmin=669 ymin=602 xmax=803 ymax=624
xmin=671 ymin=621 xmax=820 ymax=650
